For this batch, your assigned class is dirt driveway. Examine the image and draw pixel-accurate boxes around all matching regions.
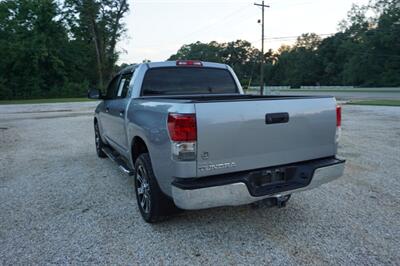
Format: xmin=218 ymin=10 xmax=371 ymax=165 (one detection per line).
xmin=0 ymin=103 xmax=399 ymax=265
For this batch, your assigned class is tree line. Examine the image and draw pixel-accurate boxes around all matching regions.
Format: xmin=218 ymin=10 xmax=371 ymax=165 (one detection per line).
xmin=0 ymin=0 xmax=398 ymax=100
xmin=0 ymin=0 xmax=129 ymax=100
xmin=169 ymin=0 xmax=400 ymax=88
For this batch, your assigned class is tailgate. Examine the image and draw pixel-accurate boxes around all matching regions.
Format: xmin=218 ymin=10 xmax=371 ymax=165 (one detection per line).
xmin=195 ymin=97 xmax=337 ymax=177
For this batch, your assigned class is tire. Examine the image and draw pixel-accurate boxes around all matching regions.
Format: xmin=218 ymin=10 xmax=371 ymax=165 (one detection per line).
xmin=94 ymin=122 xmax=107 ymax=158
xmin=134 ymin=153 xmax=179 ymax=223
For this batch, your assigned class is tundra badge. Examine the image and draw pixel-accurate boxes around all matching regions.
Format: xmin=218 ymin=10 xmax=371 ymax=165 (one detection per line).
xmin=198 ymin=162 xmax=237 ymax=171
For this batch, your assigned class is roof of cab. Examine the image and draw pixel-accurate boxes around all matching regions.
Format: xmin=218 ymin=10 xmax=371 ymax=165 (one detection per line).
xmin=117 ymin=61 xmax=229 ymax=75
xmin=147 ymin=61 xmax=228 ymax=69
xmin=118 ymin=64 xmax=138 ymax=75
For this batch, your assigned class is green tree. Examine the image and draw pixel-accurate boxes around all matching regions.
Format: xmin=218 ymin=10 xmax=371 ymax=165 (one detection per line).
xmin=0 ymin=0 xmax=69 ymax=99
xmin=168 ymin=40 xmax=269 ymax=87
xmin=269 ymin=0 xmax=399 ymax=87
xmin=169 ymin=41 xmax=222 ymax=62
xmin=270 ymin=34 xmax=322 ymax=87
xmin=0 ymin=0 xmax=130 ymax=100
xmin=63 ymin=0 xmax=129 ymax=89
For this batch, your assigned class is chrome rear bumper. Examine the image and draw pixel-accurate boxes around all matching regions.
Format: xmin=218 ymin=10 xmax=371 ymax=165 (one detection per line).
xmin=172 ymin=159 xmax=345 ymax=210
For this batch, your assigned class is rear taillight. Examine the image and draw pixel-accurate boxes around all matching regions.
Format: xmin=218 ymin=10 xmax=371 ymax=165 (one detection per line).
xmin=176 ymin=60 xmax=203 ymax=67
xmin=168 ymin=113 xmax=197 ymax=141
xmin=168 ymin=113 xmax=197 ymax=161
xmin=336 ymin=105 xmax=342 ymax=143
xmin=336 ymin=105 xmax=342 ymax=127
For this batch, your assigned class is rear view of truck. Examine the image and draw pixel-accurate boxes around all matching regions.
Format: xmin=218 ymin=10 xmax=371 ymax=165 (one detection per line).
xmin=170 ymin=94 xmax=344 ymax=210
xmin=92 ymin=60 xmax=345 ymax=223
xmin=140 ymin=61 xmax=345 ymax=212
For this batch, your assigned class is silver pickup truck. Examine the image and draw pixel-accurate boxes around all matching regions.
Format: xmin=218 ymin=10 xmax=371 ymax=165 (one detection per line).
xmin=88 ymin=60 xmax=345 ymax=223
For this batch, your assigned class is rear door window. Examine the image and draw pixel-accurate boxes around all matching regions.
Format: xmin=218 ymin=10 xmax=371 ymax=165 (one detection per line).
xmin=117 ymin=74 xmax=132 ymax=98
xmin=105 ymin=76 xmax=120 ymax=99
xmin=141 ymin=67 xmax=238 ymax=95
xmin=117 ymin=78 xmax=126 ymax=98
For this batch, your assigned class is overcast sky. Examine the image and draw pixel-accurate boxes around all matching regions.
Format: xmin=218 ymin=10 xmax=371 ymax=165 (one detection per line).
xmin=117 ymin=0 xmax=369 ymax=64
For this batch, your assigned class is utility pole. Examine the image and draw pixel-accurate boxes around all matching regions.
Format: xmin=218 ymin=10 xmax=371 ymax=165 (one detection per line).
xmin=254 ymin=1 xmax=269 ymax=95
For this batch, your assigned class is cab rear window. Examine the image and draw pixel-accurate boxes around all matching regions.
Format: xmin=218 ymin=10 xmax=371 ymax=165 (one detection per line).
xmin=141 ymin=67 xmax=238 ymax=95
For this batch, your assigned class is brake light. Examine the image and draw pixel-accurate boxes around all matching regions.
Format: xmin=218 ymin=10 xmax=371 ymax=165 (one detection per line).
xmin=176 ymin=60 xmax=203 ymax=67
xmin=336 ymin=105 xmax=341 ymax=127
xmin=168 ymin=113 xmax=197 ymax=141
xmin=335 ymin=105 xmax=342 ymax=143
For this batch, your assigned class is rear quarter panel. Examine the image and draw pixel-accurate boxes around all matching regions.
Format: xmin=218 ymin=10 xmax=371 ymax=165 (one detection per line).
xmin=126 ymin=99 xmax=196 ymax=196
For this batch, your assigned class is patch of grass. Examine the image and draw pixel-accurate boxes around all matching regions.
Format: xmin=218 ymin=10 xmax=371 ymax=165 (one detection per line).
xmin=279 ymin=89 xmax=397 ymax=93
xmin=0 ymin=98 xmax=96 ymax=105
xmin=348 ymin=100 xmax=400 ymax=107
xmin=268 ymin=89 xmax=399 ymax=93
xmin=247 ymin=87 xmax=400 ymax=93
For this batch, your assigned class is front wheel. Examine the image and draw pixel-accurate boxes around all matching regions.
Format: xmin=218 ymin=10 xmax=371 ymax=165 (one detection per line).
xmin=134 ymin=153 xmax=179 ymax=223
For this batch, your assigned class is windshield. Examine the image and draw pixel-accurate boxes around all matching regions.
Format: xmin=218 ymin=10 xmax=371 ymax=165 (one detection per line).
xmin=141 ymin=67 xmax=238 ymax=95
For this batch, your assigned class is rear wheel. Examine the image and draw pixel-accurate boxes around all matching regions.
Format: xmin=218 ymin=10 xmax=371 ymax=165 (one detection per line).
xmin=94 ymin=122 xmax=107 ymax=158
xmin=134 ymin=153 xmax=179 ymax=223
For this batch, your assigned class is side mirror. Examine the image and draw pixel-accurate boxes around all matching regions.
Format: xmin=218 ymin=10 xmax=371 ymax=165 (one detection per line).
xmin=88 ymin=89 xmax=102 ymax=99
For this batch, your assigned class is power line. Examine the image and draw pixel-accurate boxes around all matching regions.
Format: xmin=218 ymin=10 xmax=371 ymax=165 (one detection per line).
xmin=248 ymin=33 xmax=335 ymax=46
xmin=264 ymin=33 xmax=335 ymax=40
xmin=181 ymin=5 xmax=251 ymax=40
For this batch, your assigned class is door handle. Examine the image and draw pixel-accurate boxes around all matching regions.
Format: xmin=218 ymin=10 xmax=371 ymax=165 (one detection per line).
xmin=119 ymin=110 xmax=125 ymax=116
xmin=265 ymin=113 xmax=289 ymax=124
xmin=105 ymin=107 xmax=110 ymax=113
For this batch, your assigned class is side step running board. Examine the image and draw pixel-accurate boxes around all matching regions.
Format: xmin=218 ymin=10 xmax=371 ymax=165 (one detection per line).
xmin=102 ymin=147 xmax=135 ymax=176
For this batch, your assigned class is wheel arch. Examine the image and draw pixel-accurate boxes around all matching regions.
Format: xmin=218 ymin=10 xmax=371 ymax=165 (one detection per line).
xmin=131 ymin=136 xmax=149 ymax=165
xmin=93 ymin=116 xmax=106 ymax=143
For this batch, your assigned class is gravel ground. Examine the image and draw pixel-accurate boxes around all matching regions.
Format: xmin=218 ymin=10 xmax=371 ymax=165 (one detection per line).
xmin=0 ymin=103 xmax=399 ymax=265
